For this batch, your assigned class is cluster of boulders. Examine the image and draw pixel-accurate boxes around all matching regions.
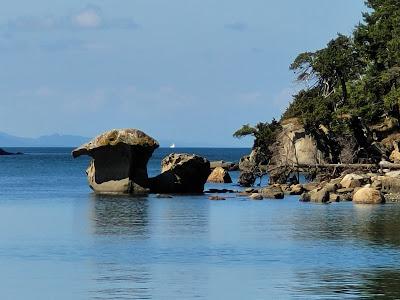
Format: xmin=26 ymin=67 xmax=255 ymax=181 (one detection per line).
xmin=73 ymin=129 xmax=400 ymax=204
xmin=73 ymin=129 xmax=212 ymax=194
xmin=297 ymin=172 xmax=395 ymax=204
xmin=233 ymin=170 xmax=400 ymax=204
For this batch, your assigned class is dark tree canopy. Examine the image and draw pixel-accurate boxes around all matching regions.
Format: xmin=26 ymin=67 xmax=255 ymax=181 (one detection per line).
xmin=234 ymin=0 xmax=400 ymax=164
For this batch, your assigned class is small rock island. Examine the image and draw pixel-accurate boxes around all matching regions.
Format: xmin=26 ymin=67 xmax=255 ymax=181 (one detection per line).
xmin=72 ymin=129 xmax=211 ymax=194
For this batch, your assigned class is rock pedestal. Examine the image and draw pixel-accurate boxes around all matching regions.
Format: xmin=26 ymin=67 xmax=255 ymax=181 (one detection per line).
xmin=72 ymin=129 xmax=159 ymax=194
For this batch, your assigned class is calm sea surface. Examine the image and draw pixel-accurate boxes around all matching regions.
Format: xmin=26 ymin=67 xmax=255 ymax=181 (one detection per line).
xmin=1 ymin=147 xmax=400 ymax=299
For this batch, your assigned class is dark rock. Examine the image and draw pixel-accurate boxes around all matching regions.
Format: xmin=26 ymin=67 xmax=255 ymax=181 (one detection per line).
xmin=289 ymin=184 xmax=304 ymax=195
xmin=238 ymin=171 xmax=256 ymax=187
xmin=205 ymin=188 xmax=235 ymax=194
xmin=0 ymin=148 xmax=23 ymax=155
xmin=300 ymin=188 xmax=330 ymax=203
xmin=260 ymin=186 xmax=284 ymax=199
xmin=150 ymin=153 xmax=210 ymax=194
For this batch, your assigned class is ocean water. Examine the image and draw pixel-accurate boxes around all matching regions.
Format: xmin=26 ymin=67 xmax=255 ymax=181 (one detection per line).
xmin=1 ymin=148 xmax=400 ymax=299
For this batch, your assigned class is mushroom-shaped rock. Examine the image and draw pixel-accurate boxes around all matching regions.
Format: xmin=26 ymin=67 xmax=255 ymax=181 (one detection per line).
xmin=149 ymin=153 xmax=211 ymax=193
xmin=207 ymin=167 xmax=232 ymax=183
xmin=72 ymin=129 xmax=159 ymax=194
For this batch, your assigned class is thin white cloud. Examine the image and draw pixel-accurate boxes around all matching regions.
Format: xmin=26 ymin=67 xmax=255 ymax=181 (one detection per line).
xmin=2 ymin=4 xmax=139 ymax=32
xmin=72 ymin=6 xmax=102 ymax=29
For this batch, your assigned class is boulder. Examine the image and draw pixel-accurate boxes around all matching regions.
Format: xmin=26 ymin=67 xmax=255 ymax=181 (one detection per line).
xmin=371 ymin=179 xmax=382 ymax=190
xmin=260 ymin=186 xmax=284 ymax=199
xmin=380 ymin=177 xmax=400 ymax=194
xmin=340 ymin=174 xmax=366 ymax=189
xmin=303 ymin=182 xmax=319 ymax=192
xmin=289 ymin=184 xmax=304 ymax=195
xmin=385 ymin=170 xmax=400 ymax=178
xmin=207 ymin=167 xmax=232 ymax=183
xmin=149 ymin=153 xmax=210 ymax=194
xmin=72 ymin=129 xmax=159 ymax=194
xmin=353 ymin=187 xmax=385 ymax=204
xmin=300 ymin=188 xmax=330 ymax=203
xmin=336 ymin=188 xmax=354 ymax=194
xmin=329 ymin=193 xmax=340 ymax=202
xmin=238 ymin=171 xmax=256 ymax=187
xmin=324 ymin=183 xmax=340 ymax=193
xmin=389 ymin=150 xmax=400 ymax=163
xmin=249 ymin=193 xmax=263 ymax=200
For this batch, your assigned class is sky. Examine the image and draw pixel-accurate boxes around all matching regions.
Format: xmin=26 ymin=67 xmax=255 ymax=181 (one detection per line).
xmin=0 ymin=0 xmax=366 ymax=147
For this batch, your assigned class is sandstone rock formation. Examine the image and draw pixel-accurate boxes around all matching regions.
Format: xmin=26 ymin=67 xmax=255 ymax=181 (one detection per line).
xmin=269 ymin=118 xmax=326 ymax=168
xmin=300 ymin=188 xmax=330 ymax=203
xmin=72 ymin=129 xmax=159 ymax=194
xmin=238 ymin=171 xmax=256 ymax=187
xmin=149 ymin=153 xmax=210 ymax=194
xmin=260 ymin=185 xmax=284 ymax=199
xmin=207 ymin=167 xmax=232 ymax=183
xmin=340 ymin=174 xmax=367 ymax=189
xmin=353 ymin=187 xmax=385 ymax=204
xmin=239 ymin=149 xmax=259 ymax=172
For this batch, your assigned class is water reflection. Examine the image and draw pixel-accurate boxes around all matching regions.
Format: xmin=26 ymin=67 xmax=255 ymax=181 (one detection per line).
xmin=293 ymin=268 xmax=400 ymax=299
xmin=90 ymin=193 xmax=149 ymax=236
xmin=89 ymin=194 xmax=152 ymax=299
xmin=353 ymin=204 xmax=400 ymax=247
xmin=358 ymin=269 xmax=400 ymax=299
xmin=91 ymin=263 xmax=152 ymax=300
xmin=292 ymin=203 xmax=400 ymax=247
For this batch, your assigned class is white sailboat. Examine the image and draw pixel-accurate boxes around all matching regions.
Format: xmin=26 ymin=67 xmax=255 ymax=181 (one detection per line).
xmin=169 ymin=143 xmax=176 ymax=148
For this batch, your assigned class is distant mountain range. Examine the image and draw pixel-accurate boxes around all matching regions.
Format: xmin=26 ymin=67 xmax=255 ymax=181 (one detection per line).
xmin=0 ymin=132 xmax=89 ymax=147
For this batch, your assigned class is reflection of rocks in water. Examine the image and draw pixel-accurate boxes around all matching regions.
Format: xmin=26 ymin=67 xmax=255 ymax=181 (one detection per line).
xmin=92 ymin=264 xmax=152 ymax=300
xmin=291 ymin=204 xmax=400 ymax=247
xmin=294 ymin=268 xmax=400 ymax=299
xmin=357 ymin=269 xmax=400 ymax=299
xmin=353 ymin=205 xmax=400 ymax=247
xmin=91 ymin=194 xmax=149 ymax=236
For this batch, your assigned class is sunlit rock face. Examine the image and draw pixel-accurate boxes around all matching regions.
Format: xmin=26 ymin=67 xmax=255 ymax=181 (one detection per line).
xmin=72 ymin=129 xmax=159 ymax=194
xmin=149 ymin=153 xmax=211 ymax=194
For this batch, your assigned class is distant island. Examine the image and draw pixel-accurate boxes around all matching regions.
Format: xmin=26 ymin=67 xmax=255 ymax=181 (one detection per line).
xmin=0 ymin=132 xmax=89 ymax=147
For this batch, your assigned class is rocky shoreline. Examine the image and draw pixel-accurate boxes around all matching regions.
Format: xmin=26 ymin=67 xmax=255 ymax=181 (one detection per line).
xmin=71 ymin=128 xmax=400 ymax=205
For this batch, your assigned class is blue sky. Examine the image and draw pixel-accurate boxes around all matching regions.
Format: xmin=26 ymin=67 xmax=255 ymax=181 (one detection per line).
xmin=0 ymin=0 xmax=366 ymax=147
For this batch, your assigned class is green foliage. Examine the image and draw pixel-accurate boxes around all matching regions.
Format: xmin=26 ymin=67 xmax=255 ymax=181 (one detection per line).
xmin=237 ymin=1 xmax=400 ymax=164
xmin=285 ymin=0 xmax=400 ymax=132
xmin=233 ymin=124 xmax=257 ymax=138
xmin=233 ymin=119 xmax=281 ymax=163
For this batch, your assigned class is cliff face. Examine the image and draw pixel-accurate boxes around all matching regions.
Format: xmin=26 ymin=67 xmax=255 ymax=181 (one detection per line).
xmin=268 ymin=118 xmax=326 ymax=167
